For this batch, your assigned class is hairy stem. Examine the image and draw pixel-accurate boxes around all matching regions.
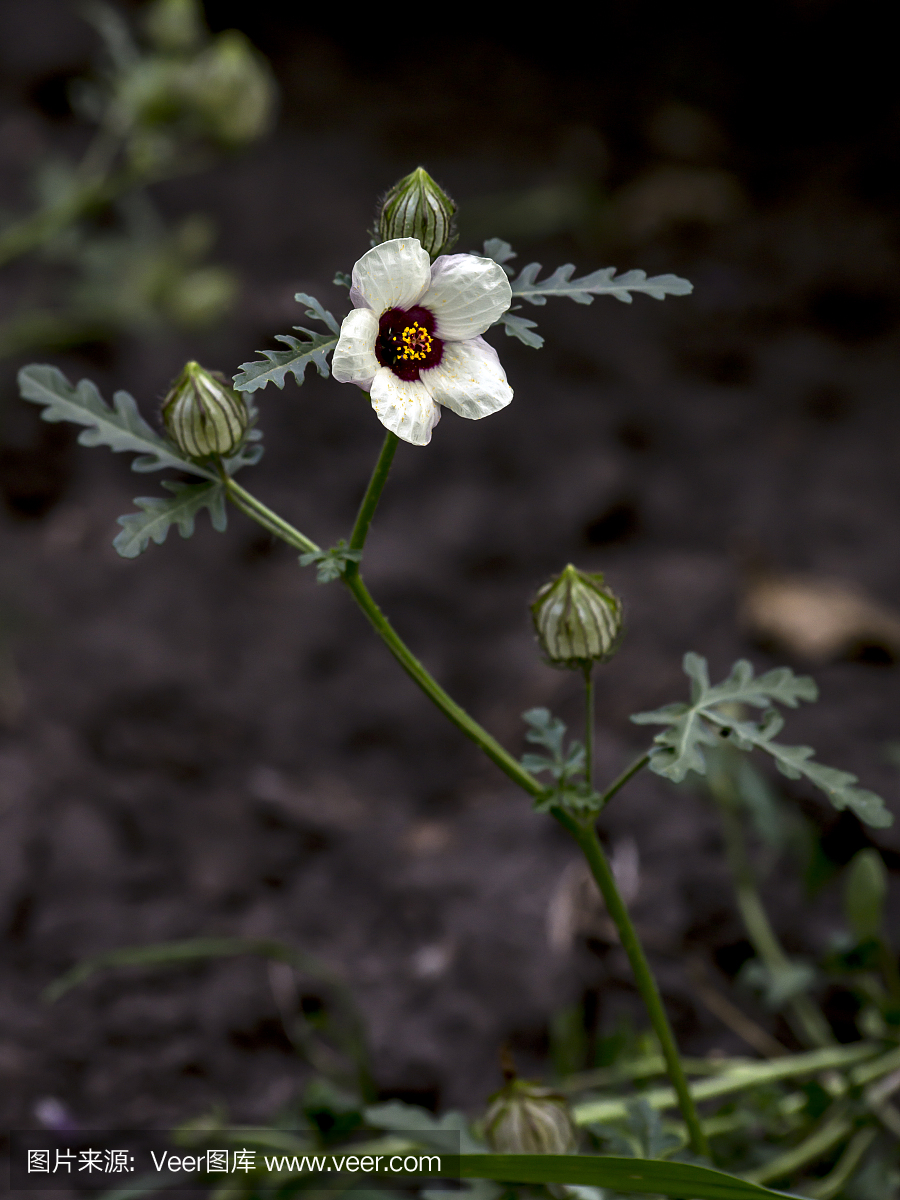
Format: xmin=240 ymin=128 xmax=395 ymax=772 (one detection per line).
xmin=717 ymin=800 xmax=834 ymax=1049
xmin=555 ymin=810 xmax=710 ymax=1159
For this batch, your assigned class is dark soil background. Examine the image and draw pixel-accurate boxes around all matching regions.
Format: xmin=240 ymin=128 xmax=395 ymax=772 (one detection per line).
xmin=3 ymin=0 xmax=900 ymax=1152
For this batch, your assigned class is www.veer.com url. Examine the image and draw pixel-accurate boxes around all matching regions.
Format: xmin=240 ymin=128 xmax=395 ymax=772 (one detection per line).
xmin=261 ymin=1154 xmax=443 ymax=1175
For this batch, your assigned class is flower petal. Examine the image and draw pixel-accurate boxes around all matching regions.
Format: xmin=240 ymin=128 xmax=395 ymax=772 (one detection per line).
xmin=424 ymin=254 xmax=512 ymax=341
xmin=331 ymin=307 xmax=379 ymax=388
xmin=370 ymin=367 xmax=441 ymax=446
xmin=420 ymin=336 xmax=512 ymax=420
xmin=350 ymin=239 xmax=431 ymax=315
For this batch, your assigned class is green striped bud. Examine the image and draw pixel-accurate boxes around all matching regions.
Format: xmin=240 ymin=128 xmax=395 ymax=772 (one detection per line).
xmin=532 ymin=564 xmax=623 ymax=669
xmin=162 ymin=361 xmax=249 ymax=459
xmin=485 ymin=1079 xmax=577 ymax=1154
xmin=376 ymin=167 xmax=457 ymax=261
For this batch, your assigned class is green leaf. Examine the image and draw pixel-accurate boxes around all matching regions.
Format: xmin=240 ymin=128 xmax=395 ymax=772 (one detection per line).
xmin=631 ymin=654 xmax=893 ymax=828
xmin=500 ymin=311 xmax=544 ymax=348
xmin=739 ymin=958 xmax=818 ymax=1009
xmin=521 ymin=709 xmax=600 ymax=815
xmin=483 ymin=241 xmax=691 ymax=348
xmin=294 ymin=291 xmax=341 ymax=334
xmin=17 ymin=363 xmax=208 ymax=478
xmin=843 ymin=848 xmax=887 ymax=940
xmin=508 ymin=262 xmax=693 ymax=306
xmin=366 ymin=1101 xmax=484 ymax=1153
xmin=457 ymin=1154 xmax=799 ymax=1198
xmin=113 ymin=480 xmax=226 ymax=558
xmin=482 ymin=238 xmax=517 ymax=270
xmin=233 ymin=291 xmax=340 ymax=393
xmin=299 ymin=539 xmax=363 ymax=583
xmin=233 ymin=330 xmax=338 ymax=393
xmin=625 ymin=1099 xmax=683 ymax=1160
xmin=43 ymin=936 xmax=343 ymax=1004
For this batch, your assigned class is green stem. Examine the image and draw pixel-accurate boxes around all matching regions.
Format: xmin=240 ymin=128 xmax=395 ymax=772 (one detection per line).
xmin=0 ymin=164 xmax=134 ymax=268
xmin=572 ymin=1042 xmax=878 ymax=1124
xmin=223 ymin=477 xmax=320 ymax=555
xmin=806 ymin=1126 xmax=878 ymax=1200
xmin=583 ymin=665 xmax=594 ymax=791
xmin=343 ymin=573 xmax=544 ymax=798
xmin=221 ymin=474 xmax=707 ymax=1151
xmin=716 ymin=800 xmax=834 ymax=1049
xmin=744 ymin=1107 xmax=852 ymax=1186
xmin=345 ymin=430 xmax=398 ymax=571
xmin=599 ymin=752 xmax=651 ymax=808
xmin=222 ymin=477 xmax=539 ymax=794
xmin=555 ymin=811 xmax=710 ymax=1159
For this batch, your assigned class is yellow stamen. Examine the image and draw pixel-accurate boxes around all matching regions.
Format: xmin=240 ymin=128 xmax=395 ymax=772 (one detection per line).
xmin=391 ymin=321 xmax=434 ymax=362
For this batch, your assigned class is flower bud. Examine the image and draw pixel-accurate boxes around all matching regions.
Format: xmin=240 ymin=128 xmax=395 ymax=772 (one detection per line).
xmin=144 ymin=0 xmax=206 ymax=54
xmin=532 ymin=564 xmax=623 ymax=669
xmin=485 ymin=1079 xmax=577 ymax=1154
xmin=184 ymin=32 xmax=277 ymax=146
xmin=162 ymin=361 xmax=249 ymax=458
xmin=376 ymin=167 xmax=457 ymax=260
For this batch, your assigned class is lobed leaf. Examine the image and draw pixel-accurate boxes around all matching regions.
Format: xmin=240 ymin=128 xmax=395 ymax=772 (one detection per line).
xmin=482 ymin=238 xmax=517 ymax=270
xmin=17 ymin=363 xmax=208 ymax=478
xmin=232 ymin=330 xmax=338 ymax=393
xmin=299 ymin=539 xmax=363 ymax=583
xmin=113 ymin=481 xmax=226 ymax=559
xmin=294 ymin=291 xmax=341 ymax=334
xmin=632 ymin=654 xmax=892 ymax=827
xmin=508 ymin=262 xmax=693 ymax=307
xmin=498 ymin=311 xmax=544 ymax=348
xmin=521 ymin=708 xmax=599 ymax=814
xmin=233 ymin=291 xmax=341 ymax=393
xmin=482 ymin=240 xmax=691 ymax=349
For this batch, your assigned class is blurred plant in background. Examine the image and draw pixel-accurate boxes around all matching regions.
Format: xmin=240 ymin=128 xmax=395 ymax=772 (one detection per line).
xmin=0 ymin=0 xmax=276 ymax=359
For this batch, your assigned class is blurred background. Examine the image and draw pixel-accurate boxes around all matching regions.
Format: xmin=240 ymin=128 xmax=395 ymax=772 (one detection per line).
xmin=2 ymin=0 xmax=900 ymax=1134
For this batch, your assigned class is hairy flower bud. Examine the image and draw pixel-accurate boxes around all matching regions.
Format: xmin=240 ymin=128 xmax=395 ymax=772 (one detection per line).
xmin=532 ymin=564 xmax=623 ymax=669
xmin=376 ymin=167 xmax=457 ymax=260
xmin=162 ymin=361 xmax=249 ymax=458
xmin=485 ymin=1079 xmax=577 ymax=1154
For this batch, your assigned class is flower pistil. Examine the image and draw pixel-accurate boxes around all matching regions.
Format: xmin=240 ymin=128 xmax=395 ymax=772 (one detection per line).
xmin=375 ymin=305 xmax=443 ymax=380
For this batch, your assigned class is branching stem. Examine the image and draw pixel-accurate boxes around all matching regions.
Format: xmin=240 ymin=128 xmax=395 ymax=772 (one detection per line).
xmin=223 ymin=477 xmax=320 ymax=555
xmin=222 ymin=461 xmax=706 ymax=1155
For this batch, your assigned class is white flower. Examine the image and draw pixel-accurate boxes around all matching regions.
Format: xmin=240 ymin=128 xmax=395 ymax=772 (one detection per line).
xmin=331 ymin=238 xmax=514 ymax=446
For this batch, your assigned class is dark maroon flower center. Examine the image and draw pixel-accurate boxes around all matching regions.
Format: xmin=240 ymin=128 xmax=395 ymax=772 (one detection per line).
xmin=375 ymin=305 xmax=444 ymax=381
